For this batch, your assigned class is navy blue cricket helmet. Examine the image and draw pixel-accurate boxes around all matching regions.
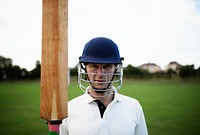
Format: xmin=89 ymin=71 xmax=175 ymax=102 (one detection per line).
xmin=79 ymin=37 xmax=123 ymax=64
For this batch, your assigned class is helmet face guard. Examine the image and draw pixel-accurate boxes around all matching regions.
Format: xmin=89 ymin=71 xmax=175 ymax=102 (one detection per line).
xmin=78 ymin=64 xmax=123 ymax=97
xmin=78 ymin=37 xmax=124 ymax=97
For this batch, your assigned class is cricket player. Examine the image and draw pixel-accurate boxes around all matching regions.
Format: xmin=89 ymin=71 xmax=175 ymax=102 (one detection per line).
xmin=49 ymin=37 xmax=148 ymax=135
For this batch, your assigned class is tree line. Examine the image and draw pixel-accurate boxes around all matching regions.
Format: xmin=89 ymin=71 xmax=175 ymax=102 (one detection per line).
xmin=0 ymin=56 xmax=40 ymax=81
xmin=1 ymin=55 xmax=200 ymax=81
xmin=70 ymin=64 xmax=200 ymax=79
xmin=123 ymin=64 xmax=200 ymax=79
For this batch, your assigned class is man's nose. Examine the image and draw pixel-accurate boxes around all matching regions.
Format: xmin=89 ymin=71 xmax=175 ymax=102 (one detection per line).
xmin=96 ymin=66 xmax=105 ymax=74
xmin=97 ymin=67 xmax=103 ymax=73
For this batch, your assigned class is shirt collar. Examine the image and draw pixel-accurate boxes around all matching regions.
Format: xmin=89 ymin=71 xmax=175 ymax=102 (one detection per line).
xmin=83 ymin=87 xmax=122 ymax=104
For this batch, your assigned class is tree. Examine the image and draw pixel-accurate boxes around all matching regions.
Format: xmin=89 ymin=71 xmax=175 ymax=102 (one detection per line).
xmin=179 ymin=65 xmax=195 ymax=78
xmin=29 ymin=60 xmax=41 ymax=79
xmin=195 ymin=67 xmax=200 ymax=78
xmin=0 ymin=56 xmax=13 ymax=80
xmin=123 ymin=64 xmax=146 ymax=78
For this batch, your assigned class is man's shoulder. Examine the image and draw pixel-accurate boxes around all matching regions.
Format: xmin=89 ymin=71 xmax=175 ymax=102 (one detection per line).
xmin=117 ymin=93 xmax=141 ymax=107
xmin=69 ymin=94 xmax=85 ymax=104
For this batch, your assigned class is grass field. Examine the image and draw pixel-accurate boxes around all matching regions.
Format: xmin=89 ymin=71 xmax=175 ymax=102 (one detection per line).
xmin=0 ymin=78 xmax=200 ymax=135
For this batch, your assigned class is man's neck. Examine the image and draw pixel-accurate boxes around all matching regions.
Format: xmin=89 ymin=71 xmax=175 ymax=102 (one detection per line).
xmin=95 ymin=94 xmax=114 ymax=107
xmin=89 ymin=87 xmax=114 ymax=107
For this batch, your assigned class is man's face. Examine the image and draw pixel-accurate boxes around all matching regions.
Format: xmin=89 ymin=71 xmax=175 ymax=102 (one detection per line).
xmin=86 ymin=63 xmax=115 ymax=90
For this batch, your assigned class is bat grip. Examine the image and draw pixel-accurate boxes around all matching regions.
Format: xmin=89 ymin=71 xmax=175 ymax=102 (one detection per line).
xmin=47 ymin=120 xmax=62 ymax=133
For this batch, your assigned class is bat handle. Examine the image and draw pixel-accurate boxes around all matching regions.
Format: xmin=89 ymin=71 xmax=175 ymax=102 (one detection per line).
xmin=47 ymin=120 xmax=62 ymax=133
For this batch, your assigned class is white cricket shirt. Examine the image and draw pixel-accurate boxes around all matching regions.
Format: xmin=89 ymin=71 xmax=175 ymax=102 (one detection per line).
xmin=59 ymin=92 xmax=148 ymax=135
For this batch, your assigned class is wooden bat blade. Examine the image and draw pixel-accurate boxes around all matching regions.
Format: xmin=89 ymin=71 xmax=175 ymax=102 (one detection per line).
xmin=40 ymin=0 xmax=68 ymax=121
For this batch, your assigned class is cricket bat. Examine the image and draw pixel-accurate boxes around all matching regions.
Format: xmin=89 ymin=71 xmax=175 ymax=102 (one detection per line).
xmin=40 ymin=0 xmax=68 ymax=122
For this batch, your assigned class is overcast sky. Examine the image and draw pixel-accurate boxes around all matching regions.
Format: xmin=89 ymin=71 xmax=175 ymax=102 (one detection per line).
xmin=0 ymin=0 xmax=200 ymax=71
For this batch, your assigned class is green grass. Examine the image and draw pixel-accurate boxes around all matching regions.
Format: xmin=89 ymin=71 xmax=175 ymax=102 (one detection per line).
xmin=0 ymin=81 xmax=46 ymax=135
xmin=121 ymin=79 xmax=200 ymax=135
xmin=0 ymin=79 xmax=200 ymax=135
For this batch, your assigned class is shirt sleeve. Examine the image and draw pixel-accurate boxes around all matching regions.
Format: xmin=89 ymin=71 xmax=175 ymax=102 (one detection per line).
xmin=134 ymin=109 xmax=148 ymax=135
xmin=59 ymin=118 xmax=68 ymax=135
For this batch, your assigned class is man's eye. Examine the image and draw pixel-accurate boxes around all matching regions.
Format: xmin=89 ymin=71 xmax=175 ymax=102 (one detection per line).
xmin=103 ymin=65 xmax=109 ymax=69
xmin=103 ymin=65 xmax=113 ymax=69
xmin=94 ymin=65 xmax=99 ymax=69
xmin=89 ymin=65 xmax=98 ymax=69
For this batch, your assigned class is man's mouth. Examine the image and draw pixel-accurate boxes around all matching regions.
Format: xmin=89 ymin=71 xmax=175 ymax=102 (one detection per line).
xmin=94 ymin=80 xmax=106 ymax=83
